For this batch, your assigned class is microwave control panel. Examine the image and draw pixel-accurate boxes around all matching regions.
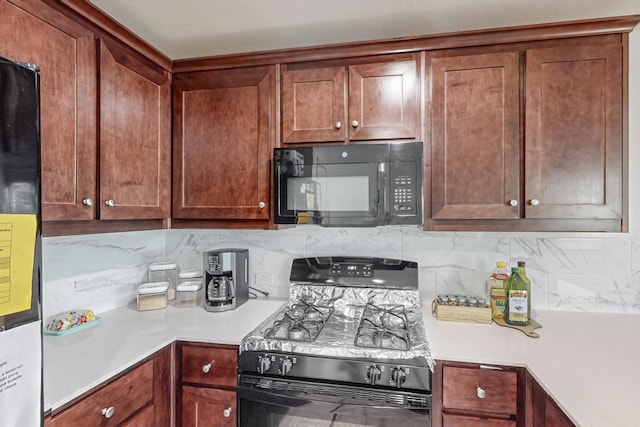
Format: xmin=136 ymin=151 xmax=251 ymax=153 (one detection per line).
xmin=390 ymin=161 xmax=418 ymax=216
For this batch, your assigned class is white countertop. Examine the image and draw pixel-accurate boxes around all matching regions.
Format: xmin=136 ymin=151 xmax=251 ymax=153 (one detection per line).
xmin=44 ymin=299 xmax=640 ymax=426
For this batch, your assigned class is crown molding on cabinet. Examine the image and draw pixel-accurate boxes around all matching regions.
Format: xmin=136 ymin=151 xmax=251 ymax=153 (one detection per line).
xmin=171 ymin=14 xmax=640 ymax=73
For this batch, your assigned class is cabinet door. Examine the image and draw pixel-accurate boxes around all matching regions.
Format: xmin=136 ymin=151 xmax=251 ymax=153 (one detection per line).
xmin=173 ymin=66 xmax=274 ymax=220
xmin=431 ymin=52 xmax=520 ymax=219
xmin=181 ymin=386 xmax=236 ymax=427
xmin=1 ymin=0 xmax=97 ymax=221
xmin=99 ymin=39 xmax=171 ymax=220
xmin=525 ymin=44 xmax=623 ymax=219
xmin=348 ymin=59 xmax=418 ymax=140
xmin=281 ymin=66 xmax=346 ymax=142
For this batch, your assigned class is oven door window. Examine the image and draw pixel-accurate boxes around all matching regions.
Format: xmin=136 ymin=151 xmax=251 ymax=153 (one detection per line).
xmin=277 ymin=162 xmax=384 ymax=225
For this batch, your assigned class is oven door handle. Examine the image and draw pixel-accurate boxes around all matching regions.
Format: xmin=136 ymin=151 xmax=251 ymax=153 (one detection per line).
xmin=237 ymin=385 xmax=431 ymax=418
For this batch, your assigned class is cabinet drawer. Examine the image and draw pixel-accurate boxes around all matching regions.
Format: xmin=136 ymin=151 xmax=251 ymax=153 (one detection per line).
xmin=49 ymin=359 xmax=154 ymax=426
xmin=443 ymin=366 xmax=517 ymax=415
xmin=181 ymin=344 xmax=238 ymax=388
xmin=443 ymin=413 xmax=516 ymax=427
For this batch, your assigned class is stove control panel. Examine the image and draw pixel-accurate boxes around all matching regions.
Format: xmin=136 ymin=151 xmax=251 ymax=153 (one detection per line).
xmin=330 ymin=262 xmax=373 ymax=277
xmin=239 ymin=352 xmax=431 ymax=392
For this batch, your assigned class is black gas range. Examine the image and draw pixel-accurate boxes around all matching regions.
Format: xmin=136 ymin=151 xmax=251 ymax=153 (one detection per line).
xmin=238 ymin=256 xmax=434 ymax=427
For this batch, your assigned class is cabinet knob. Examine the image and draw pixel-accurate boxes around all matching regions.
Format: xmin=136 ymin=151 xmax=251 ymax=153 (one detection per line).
xmin=476 ymin=386 xmax=486 ymax=399
xmin=223 ymin=407 xmax=232 ymax=418
xmin=335 ymin=121 xmax=342 ymax=129
xmin=529 ymin=198 xmax=540 ymax=206
xmin=508 ymin=199 xmax=518 ymax=207
xmin=258 ymin=201 xmax=266 ymax=209
xmin=202 ymin=360 xmax=215 ymax=373
xmin=351 ymin=120 xmax=359 ymax=128
xmin=105 ymin=199 xmax=116 ymax=207
xmin=101 ymin=406 xmax=115 ymax=419
xmin=82 ymin=198 xmax=94 ymax=206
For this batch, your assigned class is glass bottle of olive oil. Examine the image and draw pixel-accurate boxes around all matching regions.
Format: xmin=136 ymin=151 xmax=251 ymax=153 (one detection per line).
xmin=517 ymin=261 xmax=532 ymax=320
xmin=505 ymin=267 xmax=530 ymax=326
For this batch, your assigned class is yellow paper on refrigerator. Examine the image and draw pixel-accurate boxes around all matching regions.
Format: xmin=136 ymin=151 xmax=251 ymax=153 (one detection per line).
xmin=0 ymin=214 xmax=36 ymax=316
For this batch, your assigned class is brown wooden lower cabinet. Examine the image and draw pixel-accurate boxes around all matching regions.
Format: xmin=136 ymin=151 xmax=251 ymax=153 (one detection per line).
xmin=434 ymin=361 xmax=575 ymax=427
xmin=45 ymin=344 xmax=172 ymax=427
xmin=181 ymin=386 xmax=236 ymax=427
xmin=434 ymin=361 xmax=526 ymax=427
xmin=527 ymin=372 xmax=575 ymax=427
xmin=43 ymin=346 xmax=577 ymax=427
xmin=176 ymin=341 xmax=239 ymax=427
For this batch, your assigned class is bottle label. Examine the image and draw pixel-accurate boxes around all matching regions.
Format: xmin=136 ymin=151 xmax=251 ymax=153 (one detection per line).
xmin=507 ymin=290 xmax=528 ymax=322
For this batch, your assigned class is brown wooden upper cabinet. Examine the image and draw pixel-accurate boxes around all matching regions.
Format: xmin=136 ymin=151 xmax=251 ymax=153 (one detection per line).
xmin=1 ymin=2 xmax=170 ymax=226
xmin=524 ymin=43 xmax=622 ymax=221
xmin=429 ymin=35 xmax=625 ymax=231
xmin=281 ymin=54 xmax=419 ymax=143
xmin=431 ymin=50 xmax=521 ymax=221
xmin=1 ymin=0 xmax=98 ymax=222
xmin=172 ymin=66 xmax=275 ymax=222
xmin=98 ymin=39 xmax=171 ymax=220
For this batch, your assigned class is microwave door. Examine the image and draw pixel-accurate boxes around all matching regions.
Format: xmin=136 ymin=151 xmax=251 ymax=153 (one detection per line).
xmin=275 ymin=161 xmax=384 ymax=226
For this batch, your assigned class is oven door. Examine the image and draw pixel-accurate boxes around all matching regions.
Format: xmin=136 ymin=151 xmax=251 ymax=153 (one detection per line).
xmin=238 ymin=375 xmax=431 ymax=427
xmin=274 ymin=146 xmax=387 ymax=227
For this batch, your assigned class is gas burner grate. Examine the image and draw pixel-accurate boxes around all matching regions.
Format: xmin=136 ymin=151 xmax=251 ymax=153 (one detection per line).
xmin=354 ymin=303 xmax=410 ymax=351
xmin=264 ymin=302 xmax=333 ymax=342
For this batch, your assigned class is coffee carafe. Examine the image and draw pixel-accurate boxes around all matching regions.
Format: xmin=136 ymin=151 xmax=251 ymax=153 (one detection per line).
xmin=203 ymin=248 xmax=249 ymax=312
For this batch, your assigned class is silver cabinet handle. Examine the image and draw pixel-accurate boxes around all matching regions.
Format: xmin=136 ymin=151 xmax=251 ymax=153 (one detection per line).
xmin=202 ymin=360 xmax=215 ymax=373
xmin=529 ymin=199 xmax=540 ymax=206
xmin=258 ymin=201 xmax=266 ymax=209
xmin=335 ymin=121 xmax=342 ymax=129
xmin=101 ymin=406 xmax=115 ymax=418
xmin=351 ymin=120 xmax=359 ymax=128
xmin=223 ymin=407 xmax=232 ymax=418
xmin=509 ymin=199 xmax=518 ymax=207
xmin=82 ymin=198 xmax=94 ymax=206
xmin=105 ymin=199 xmax=116 ymax=207
xmin=476 ymin=386 xmax=486 ymax=399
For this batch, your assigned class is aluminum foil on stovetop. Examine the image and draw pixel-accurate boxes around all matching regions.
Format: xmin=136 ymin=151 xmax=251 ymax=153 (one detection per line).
xmin=240 ymin=284 xmax=435 ymax=371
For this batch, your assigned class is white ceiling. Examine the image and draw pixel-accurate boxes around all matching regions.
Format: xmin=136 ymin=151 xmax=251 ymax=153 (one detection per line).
xmin=90 ymin=0 xmax=640 ymax=60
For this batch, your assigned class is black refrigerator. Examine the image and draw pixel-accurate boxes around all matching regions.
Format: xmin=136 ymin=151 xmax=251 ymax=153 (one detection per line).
xmin=0 ymin=56 xmax=43 ymax=426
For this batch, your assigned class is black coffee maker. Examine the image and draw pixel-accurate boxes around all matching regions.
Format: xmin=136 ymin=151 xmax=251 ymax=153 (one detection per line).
xmin=203 ymin=248 xmax=249 ymax=312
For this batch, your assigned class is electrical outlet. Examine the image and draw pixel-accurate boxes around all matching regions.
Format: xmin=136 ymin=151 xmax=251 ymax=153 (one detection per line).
xmin=255 ymin=273 xmax=274 ymax=287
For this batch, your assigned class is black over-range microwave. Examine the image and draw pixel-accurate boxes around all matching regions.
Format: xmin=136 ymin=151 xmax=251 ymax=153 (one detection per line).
xmin=274 ymin=141 xmax=423 ymax=226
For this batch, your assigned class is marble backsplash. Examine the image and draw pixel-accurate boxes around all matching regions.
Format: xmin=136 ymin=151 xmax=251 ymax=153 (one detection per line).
xmin=41 ymin=226 xmax=640 ymax=319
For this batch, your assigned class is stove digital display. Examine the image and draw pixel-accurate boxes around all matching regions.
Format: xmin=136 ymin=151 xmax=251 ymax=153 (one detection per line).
xmin=330 ymin=262 xmax=373 ymax=277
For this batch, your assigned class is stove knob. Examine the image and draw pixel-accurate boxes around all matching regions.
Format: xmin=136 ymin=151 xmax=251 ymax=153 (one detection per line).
xmin=258 ymin=355 xmax=271 ymax=374
xmin=367 ymin=364 xmax=382 ymax=385
xmin=280 ymin=357 xmax=293 ymax=376
xmin=391 ymin=367 xmax=407 ymax=388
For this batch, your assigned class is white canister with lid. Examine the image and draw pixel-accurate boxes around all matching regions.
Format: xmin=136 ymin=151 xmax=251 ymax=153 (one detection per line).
xmin=148 ymin=262 xmax=178 ymax=300
xmin=178 ymin=268 xmax=203 ymax=283
xmin=137 ymin=281 xmax=170 ymax=311
xmin=176 ymin=280 xmax=204 ymax=308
